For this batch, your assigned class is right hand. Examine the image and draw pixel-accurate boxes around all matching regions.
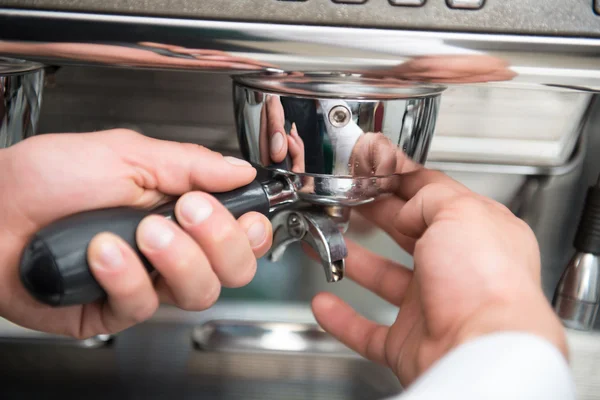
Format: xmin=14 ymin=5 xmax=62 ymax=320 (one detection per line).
xmin=312 ymin=167 xmax=567 ymax=386
xmin=0 ymin=130 xmax=272 ymax=339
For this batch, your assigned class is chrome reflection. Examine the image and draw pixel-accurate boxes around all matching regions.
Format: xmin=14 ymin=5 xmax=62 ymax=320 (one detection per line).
xmin=0 ymin=41 xmax=273 ymax=72
xmin=233 ymin=76 xmax=441 ymax=205
xmin=236 ymin=72 xmax=447 ymax=99
xmin=1 ymin=9 xmax=600 ymax=91
xmin=193 ymin=320 xmax=354 ymax=355
xmin=0 ymin=58 xmax=44 ymax=148
xmin=361 ymin=55 xmax=517 ymax=84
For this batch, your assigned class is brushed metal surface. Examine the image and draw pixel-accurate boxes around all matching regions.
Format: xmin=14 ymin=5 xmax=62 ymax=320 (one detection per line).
xmin=566 ymin=329 xmax=600 ymax=400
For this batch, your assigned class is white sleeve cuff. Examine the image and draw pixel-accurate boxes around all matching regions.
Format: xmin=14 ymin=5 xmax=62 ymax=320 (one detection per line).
xmin=391 ymin=332 xmax=576 ymax=400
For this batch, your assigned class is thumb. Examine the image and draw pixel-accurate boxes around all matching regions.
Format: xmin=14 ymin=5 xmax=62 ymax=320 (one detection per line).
xmin=105 ymin=130 xmax=257 ymax=195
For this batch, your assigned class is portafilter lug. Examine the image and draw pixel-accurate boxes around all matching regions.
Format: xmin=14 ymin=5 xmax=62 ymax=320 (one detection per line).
xmin=269 ymin=209 xmax=348 ymax=283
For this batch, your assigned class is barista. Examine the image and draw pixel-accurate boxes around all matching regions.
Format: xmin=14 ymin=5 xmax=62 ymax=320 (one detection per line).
xmin=0 ymin=129 xmax=575 ymax=399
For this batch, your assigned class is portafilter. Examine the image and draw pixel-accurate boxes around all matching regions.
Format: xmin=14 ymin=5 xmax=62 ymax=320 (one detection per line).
xmin=19 ymin=72 xmax=445 ymax=306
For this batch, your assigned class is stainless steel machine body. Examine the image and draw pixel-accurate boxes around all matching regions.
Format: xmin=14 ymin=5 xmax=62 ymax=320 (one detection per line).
xmin=1 ymin=2 xmax=600 ymax=399
xmin=0 ymin=57 xmax=43 ymax=147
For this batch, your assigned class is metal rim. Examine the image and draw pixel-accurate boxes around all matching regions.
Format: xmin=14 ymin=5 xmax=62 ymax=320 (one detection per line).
xmin=0 ymin=57 xmax=44 ymax=75
xmin=233 ymin=71 xmax=446 ymax=100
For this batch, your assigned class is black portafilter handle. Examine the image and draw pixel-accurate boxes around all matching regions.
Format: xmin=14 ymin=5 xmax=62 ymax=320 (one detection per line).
xmin=19 ymin=179 xmax=272 ymax=307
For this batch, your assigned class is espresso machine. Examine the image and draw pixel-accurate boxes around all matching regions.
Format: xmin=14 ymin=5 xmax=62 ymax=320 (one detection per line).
xmin=1 ymin=1 xmax=600 ymax=399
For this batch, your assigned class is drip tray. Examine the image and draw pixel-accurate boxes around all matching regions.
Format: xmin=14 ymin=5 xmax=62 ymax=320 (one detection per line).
xmin=0 ymin=302 xmax=402 ymax=400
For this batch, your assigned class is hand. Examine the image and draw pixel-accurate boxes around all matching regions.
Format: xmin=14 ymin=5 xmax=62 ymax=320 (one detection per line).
xmin=363 ymin=55 xmax=516 ymax=84
xmin=258 ymin=94 xmax=305 ymax=173
xmin=0 ymin=129 xmax=272 ymax=339
xmin=0 ymin=41 xmax=273 ymax=71
xmin=311 ymin=167 xmax=566 ymax=386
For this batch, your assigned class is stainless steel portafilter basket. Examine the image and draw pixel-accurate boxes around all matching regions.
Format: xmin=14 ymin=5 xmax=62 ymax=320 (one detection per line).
xmin=18 ymin=71 xmax=445 ymax=307
xmin=233 ymin=72 xmax=444 ymax=207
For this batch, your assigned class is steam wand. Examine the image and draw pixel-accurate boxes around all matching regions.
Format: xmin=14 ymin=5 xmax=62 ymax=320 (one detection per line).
xmin=553 ymin=173 xmax=600 ymax=330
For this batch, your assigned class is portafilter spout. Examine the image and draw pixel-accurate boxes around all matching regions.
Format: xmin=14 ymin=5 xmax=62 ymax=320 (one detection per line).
xmin=19 ymin=71 xmax=444 ymax=307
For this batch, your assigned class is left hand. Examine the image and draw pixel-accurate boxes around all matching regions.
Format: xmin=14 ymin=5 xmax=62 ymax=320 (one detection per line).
xmin=311 ymin=167 xmax=565 ymax=387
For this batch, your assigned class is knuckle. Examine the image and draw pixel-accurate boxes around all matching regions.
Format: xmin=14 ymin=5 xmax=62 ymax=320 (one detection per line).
xmin=515 ymin=217 xmax=537 ymax=240
xmin=489 ymin=200 xmax=512 ymax=214
xmin=179 ymin=142 xmax=209 ymax=156
xmin=421 ymin=182 xmax=457 ymax=198
xmin=128 ymin=299 xmax=158 ymax=324
xmin=112 ymin=128 xmax=144 ymax=143
xmin=110 ymin=274 xmax=148 ymax=299
xmin=228 ymin=257 xmax=257 ymax=288
xmin=198 ymin=284 xmax=221 ymax=309
xmin=169 ymin=256 xmax=194 ymax=276
xmin=176 ymin=296 xmax=196 ymax=311
xmin=211 ymin=221 xmax=239 ymax=244
xmin=68 ymin=328 xmax=94 ymax=341
xmin=178 ymin=284 xmax=221 ymax=311
xmin=364 ymin=337 xmax=379 ymax=362
xmin=447 ymin=194 xmax=486 ymax=215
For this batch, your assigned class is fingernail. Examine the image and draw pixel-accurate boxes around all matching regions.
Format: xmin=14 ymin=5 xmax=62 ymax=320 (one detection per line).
xmin=271 ymin=132 xmax=285 ymax=155
xmin=291 ymin=122 xmax=298 ymax=136
xmin=139 ymin=218 xmax=175 ymax=250
xmin=93 ymin=239 xmax=124 ymax=270
xmin=224 ymin=156 xmax=251 ymax=167
xmin=246 ymin=221 xmax=266 ymax=248
xmin=180 ymin=194 xmax=213 ymax=225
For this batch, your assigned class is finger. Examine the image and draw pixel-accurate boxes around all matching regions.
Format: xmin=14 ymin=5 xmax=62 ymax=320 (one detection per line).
xmin=394 ymin=167 xmax=469 ymax=201
xmin=259 ymin=101 xmax=271 ymax=166
xmin=266 ymin=95 xmax=288 ymax=162
xmin=345 ymin=240 xmax=413 ymax=306
xmin=359 ymin=168 xmax=469 ymax=247
xmin=136 ymin=215 xmax=221 ymax=311
xmin=312 ymin=293 xmax=389 ymax=365
xmin=287 ymin=123 xmax=305 ymax=173
xmin=392 ymin=55 xmax=508 ymax=78
xmin=236 ymin=212 xmax=273 ymax=258
xmin=350 ymin=133 xmax=398 ymax=177
xmin=103 ymin=129 xmax=256 ymax=194
xmin=87 ymin=232 xmax=159 ymax=334
xmin=175 ymin=192 xmax=258 ymax=288
xmin=138 ymin=42 xmax=173 ymax=49
xmin=358 ymin=197 xmax=417 ymax=254
xmin=394 ymin=182 xmax=465 ymax=239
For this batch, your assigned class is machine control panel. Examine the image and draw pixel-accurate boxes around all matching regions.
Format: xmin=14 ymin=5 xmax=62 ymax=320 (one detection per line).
xmin=0 ymin=0 xmax=599 ymax=37
xmin=389 ymin=0 xmax=426 ymax=6
xmin=446 ymin=0 xmax=484 ymax=10
xmin=332 ymin=0 xmax=368 ymax=3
